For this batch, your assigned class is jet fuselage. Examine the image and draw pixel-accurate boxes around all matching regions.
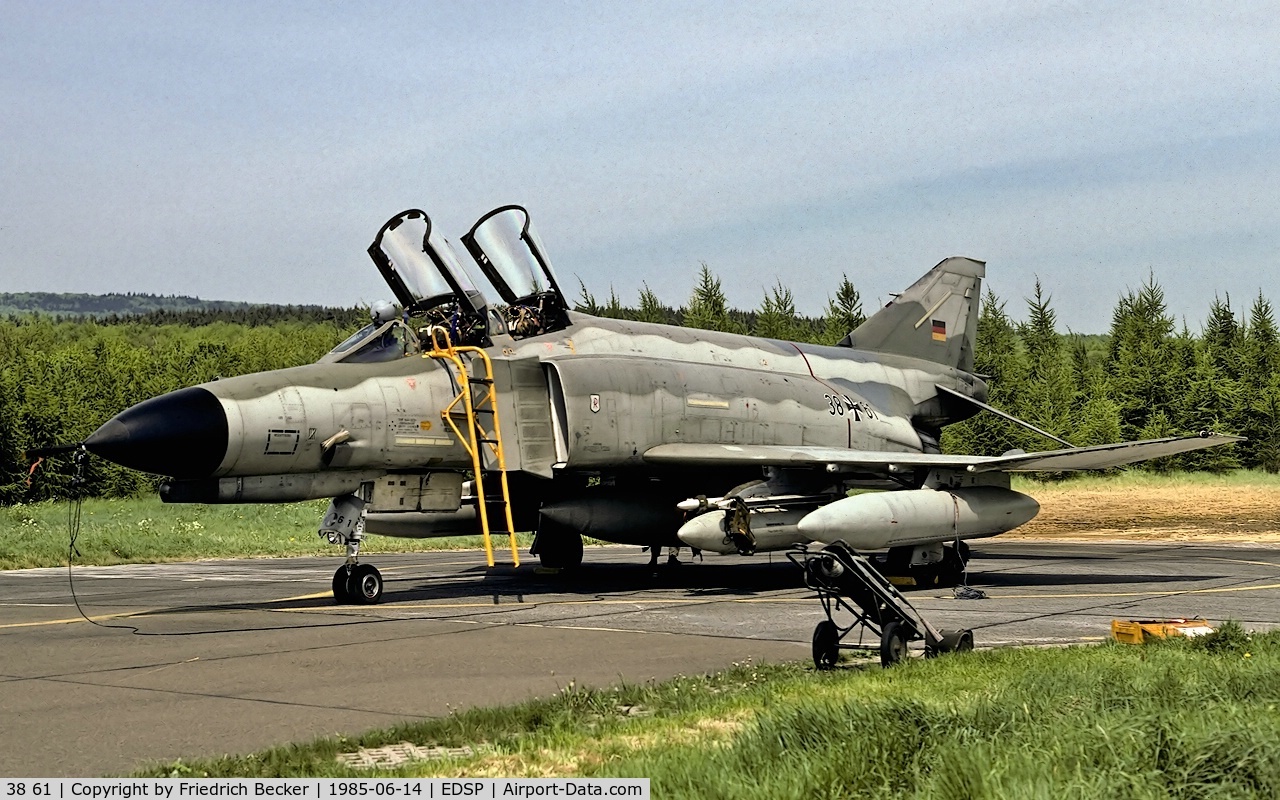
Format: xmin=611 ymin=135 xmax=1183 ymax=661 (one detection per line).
xmin=87 ymin=313 xmax=986 ymax=505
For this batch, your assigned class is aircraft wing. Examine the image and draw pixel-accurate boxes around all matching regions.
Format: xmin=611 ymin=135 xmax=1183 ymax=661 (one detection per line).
xmin=968 ymin=433 xmax=1243 ymax=472
xmin=643 ymin=433 xmax=1242 ymax=473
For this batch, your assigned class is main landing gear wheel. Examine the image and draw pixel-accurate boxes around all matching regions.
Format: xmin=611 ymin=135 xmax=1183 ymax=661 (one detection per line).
xmin=812 ymin=620 xmax=840 ymax=670
xmin=880 ymin=620 xmax=910 ymax=667
xmin=534 ymin=519 xmax=584 ymax=569
xmin=349 ymin=563 xmax=384 ymax=604
xmin=937 ymin=543 xmax=969 ymax=586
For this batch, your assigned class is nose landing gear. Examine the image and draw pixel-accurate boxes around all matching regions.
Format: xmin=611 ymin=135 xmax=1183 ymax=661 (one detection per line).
xmin=321 ymin=493 xmax=384 ymax=605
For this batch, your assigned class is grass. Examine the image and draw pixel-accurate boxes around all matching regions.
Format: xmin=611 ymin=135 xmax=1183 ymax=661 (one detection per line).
xmin=133 ymin=624 xmax=1280 ymax=797
xmin=0 ymin=496 xmax=531 ymax=570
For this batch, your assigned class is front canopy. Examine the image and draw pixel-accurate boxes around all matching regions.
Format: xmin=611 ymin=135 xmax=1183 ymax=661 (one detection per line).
xmin=368 ymin=209 xmax=486 ymax=318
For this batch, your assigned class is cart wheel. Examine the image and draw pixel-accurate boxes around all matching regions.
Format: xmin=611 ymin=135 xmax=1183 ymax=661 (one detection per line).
xmin=934 ymin=628 xmax=975 ymax=654
xmin=812 ymin=620 xmax=840 ymax=670
xmin=880 ymin=620 xmax=909 ymax=667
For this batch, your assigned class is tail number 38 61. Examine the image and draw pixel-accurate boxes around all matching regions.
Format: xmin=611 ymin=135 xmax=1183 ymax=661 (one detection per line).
xmin=825 ymin=393 xmax=878 ymax=421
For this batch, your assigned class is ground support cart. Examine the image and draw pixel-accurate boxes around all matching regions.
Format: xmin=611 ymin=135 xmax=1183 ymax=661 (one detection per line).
xmin=787 ymin=541 xmax=975 ymax=668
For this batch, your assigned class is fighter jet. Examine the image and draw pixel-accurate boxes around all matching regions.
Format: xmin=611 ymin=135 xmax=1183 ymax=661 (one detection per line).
xmin=81 ymin=205 xmax=1239 ymax=603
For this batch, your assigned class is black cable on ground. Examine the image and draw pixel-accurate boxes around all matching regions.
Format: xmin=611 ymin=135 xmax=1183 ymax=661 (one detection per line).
xmin=953 ymin=536 xmax=988 ymax=599
xmin=63 ymin=447 xmax=147 ymax=635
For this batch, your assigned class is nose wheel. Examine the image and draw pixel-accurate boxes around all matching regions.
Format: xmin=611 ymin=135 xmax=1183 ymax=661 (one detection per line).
xmin=332 ymin=566 xmax=352 ymax=603
xmin=333 ymin=563 xmax=384 ymax=604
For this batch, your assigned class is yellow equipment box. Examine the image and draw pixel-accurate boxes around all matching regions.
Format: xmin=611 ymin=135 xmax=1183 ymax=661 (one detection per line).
xmin=1111 ymin=618 xmax=1215 ymax=644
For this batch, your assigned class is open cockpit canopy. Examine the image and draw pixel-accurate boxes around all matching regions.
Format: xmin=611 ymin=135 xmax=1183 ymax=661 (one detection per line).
xmin=463 ymin=205 xmax=570 ymax=337
xmin=367 ymin=210 xmax=491 ymax=343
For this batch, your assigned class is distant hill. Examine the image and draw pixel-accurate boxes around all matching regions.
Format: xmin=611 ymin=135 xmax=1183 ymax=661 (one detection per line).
xmin=0 ymin=292 xmax=365 ymax=327
xmin=0 ymin=292 xmax=261 ymax=317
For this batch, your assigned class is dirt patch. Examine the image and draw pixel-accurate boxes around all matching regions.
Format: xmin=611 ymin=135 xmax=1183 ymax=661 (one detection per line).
xmin=453 ymin=712 xmax=753 ymax=778
xmin=1009 ymin=484 xmax=1280 ymax=543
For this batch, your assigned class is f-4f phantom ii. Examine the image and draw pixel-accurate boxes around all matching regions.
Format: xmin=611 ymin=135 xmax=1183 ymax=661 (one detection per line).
xmin=82 ymin=205 xmax=1239 ymax=603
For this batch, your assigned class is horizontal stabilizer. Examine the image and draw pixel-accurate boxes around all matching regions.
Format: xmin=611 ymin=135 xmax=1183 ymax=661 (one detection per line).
xmin=643 ymin=433 xmax=1242 ymax=474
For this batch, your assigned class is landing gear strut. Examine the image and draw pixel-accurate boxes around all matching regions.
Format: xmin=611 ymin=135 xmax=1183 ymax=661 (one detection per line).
xmin=884 ymin=541 xmax=970 ymax=588
xmin=321 ymin=493 xmax=384 ymax=605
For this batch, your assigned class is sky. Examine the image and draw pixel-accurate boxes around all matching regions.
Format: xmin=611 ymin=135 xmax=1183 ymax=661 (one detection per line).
xmin=2 ymin=2 xmax=1278 ymax=332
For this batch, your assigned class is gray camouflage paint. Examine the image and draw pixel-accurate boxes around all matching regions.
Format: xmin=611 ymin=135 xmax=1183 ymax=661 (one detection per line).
xmin=107 ymin=248 xmax=1237 ymax=554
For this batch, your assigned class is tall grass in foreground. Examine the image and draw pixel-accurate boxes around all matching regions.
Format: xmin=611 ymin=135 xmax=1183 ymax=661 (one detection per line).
xmin=136 ymin=626 xmax=1280 ymax=798
xmin=612 ymin=625 xmax=1280 ymax=798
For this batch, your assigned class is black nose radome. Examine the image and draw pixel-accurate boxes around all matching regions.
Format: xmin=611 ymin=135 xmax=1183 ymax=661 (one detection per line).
xmin=85 ymin=387 xmax=229 ymax=478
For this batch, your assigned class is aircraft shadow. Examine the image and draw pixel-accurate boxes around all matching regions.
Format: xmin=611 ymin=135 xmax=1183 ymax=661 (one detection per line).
xmin=971 ymin=551 xmax=1129 ymax=562
xmin=970 ymin=571 xmax=1226 ymax=588
xmin=391 ymin=559 xmax=810 ymax=602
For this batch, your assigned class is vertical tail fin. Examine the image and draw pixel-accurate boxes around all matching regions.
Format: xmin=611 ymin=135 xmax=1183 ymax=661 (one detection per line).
xmin=843 ymin=257 xmax=984 ymax=372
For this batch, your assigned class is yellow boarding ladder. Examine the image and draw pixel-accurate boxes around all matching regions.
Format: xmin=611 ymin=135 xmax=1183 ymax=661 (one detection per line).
xmin=425 ymin=327 xmax=519 ymax=567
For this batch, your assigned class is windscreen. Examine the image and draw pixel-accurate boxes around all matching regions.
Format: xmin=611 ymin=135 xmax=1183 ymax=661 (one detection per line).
xmin=320 ymin=320 xmax=419 ymax=364
xmin=464 ymin=206 xmax=564 ymax=304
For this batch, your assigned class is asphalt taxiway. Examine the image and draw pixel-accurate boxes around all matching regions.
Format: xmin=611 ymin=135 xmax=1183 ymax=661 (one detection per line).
xmin=2 ymin=540 xmax=1279 ymax=776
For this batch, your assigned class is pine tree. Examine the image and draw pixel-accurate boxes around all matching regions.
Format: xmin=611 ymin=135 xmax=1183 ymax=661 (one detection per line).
xmin=1159 ymin=324 xmax=1214 ymax=470
xmin=1237 ymin=293 xmax=1280 ymax=471
xmin=1189 ymin=296 xmax=1244 ymax=456
xmin=574 ymin=278 xmax=602 ymax=315
xmin=754 ymin=282 xmax=799 ymax=341
xmin=1178 ymin=344 xmax=1242 ymax=472
xmin=602 ymin=287 xmax=625 ymax=319
xmin=1244 ymin=293 xmax=1280 ymax=377
xmin=1067 ymin=334 xmax=1122 ymax=451
xmin=1104 ymin=273 xmax=1181 ymax=443
xmin=1138 ymin=409 xmax=1179 ymax=473
xmin=821 ymin=275 xmax=865 ymax=345
xmin=636 ymin=283 xmax=669 ymax=325
xmin=1072 ymin=393 xmax=1124 ymax=450
xmin=0 ymin=366 xmax=24 ymax=504
xmin=683 ymin=262 xmax=745 ymax=333
xmin=1250 ymin=380 xmax=1280 ymax=473
xmin=1017 ymin=279 xmax=1074 ymax=443
xmin=1202 ymin=295 xmax=1242 ymax=380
